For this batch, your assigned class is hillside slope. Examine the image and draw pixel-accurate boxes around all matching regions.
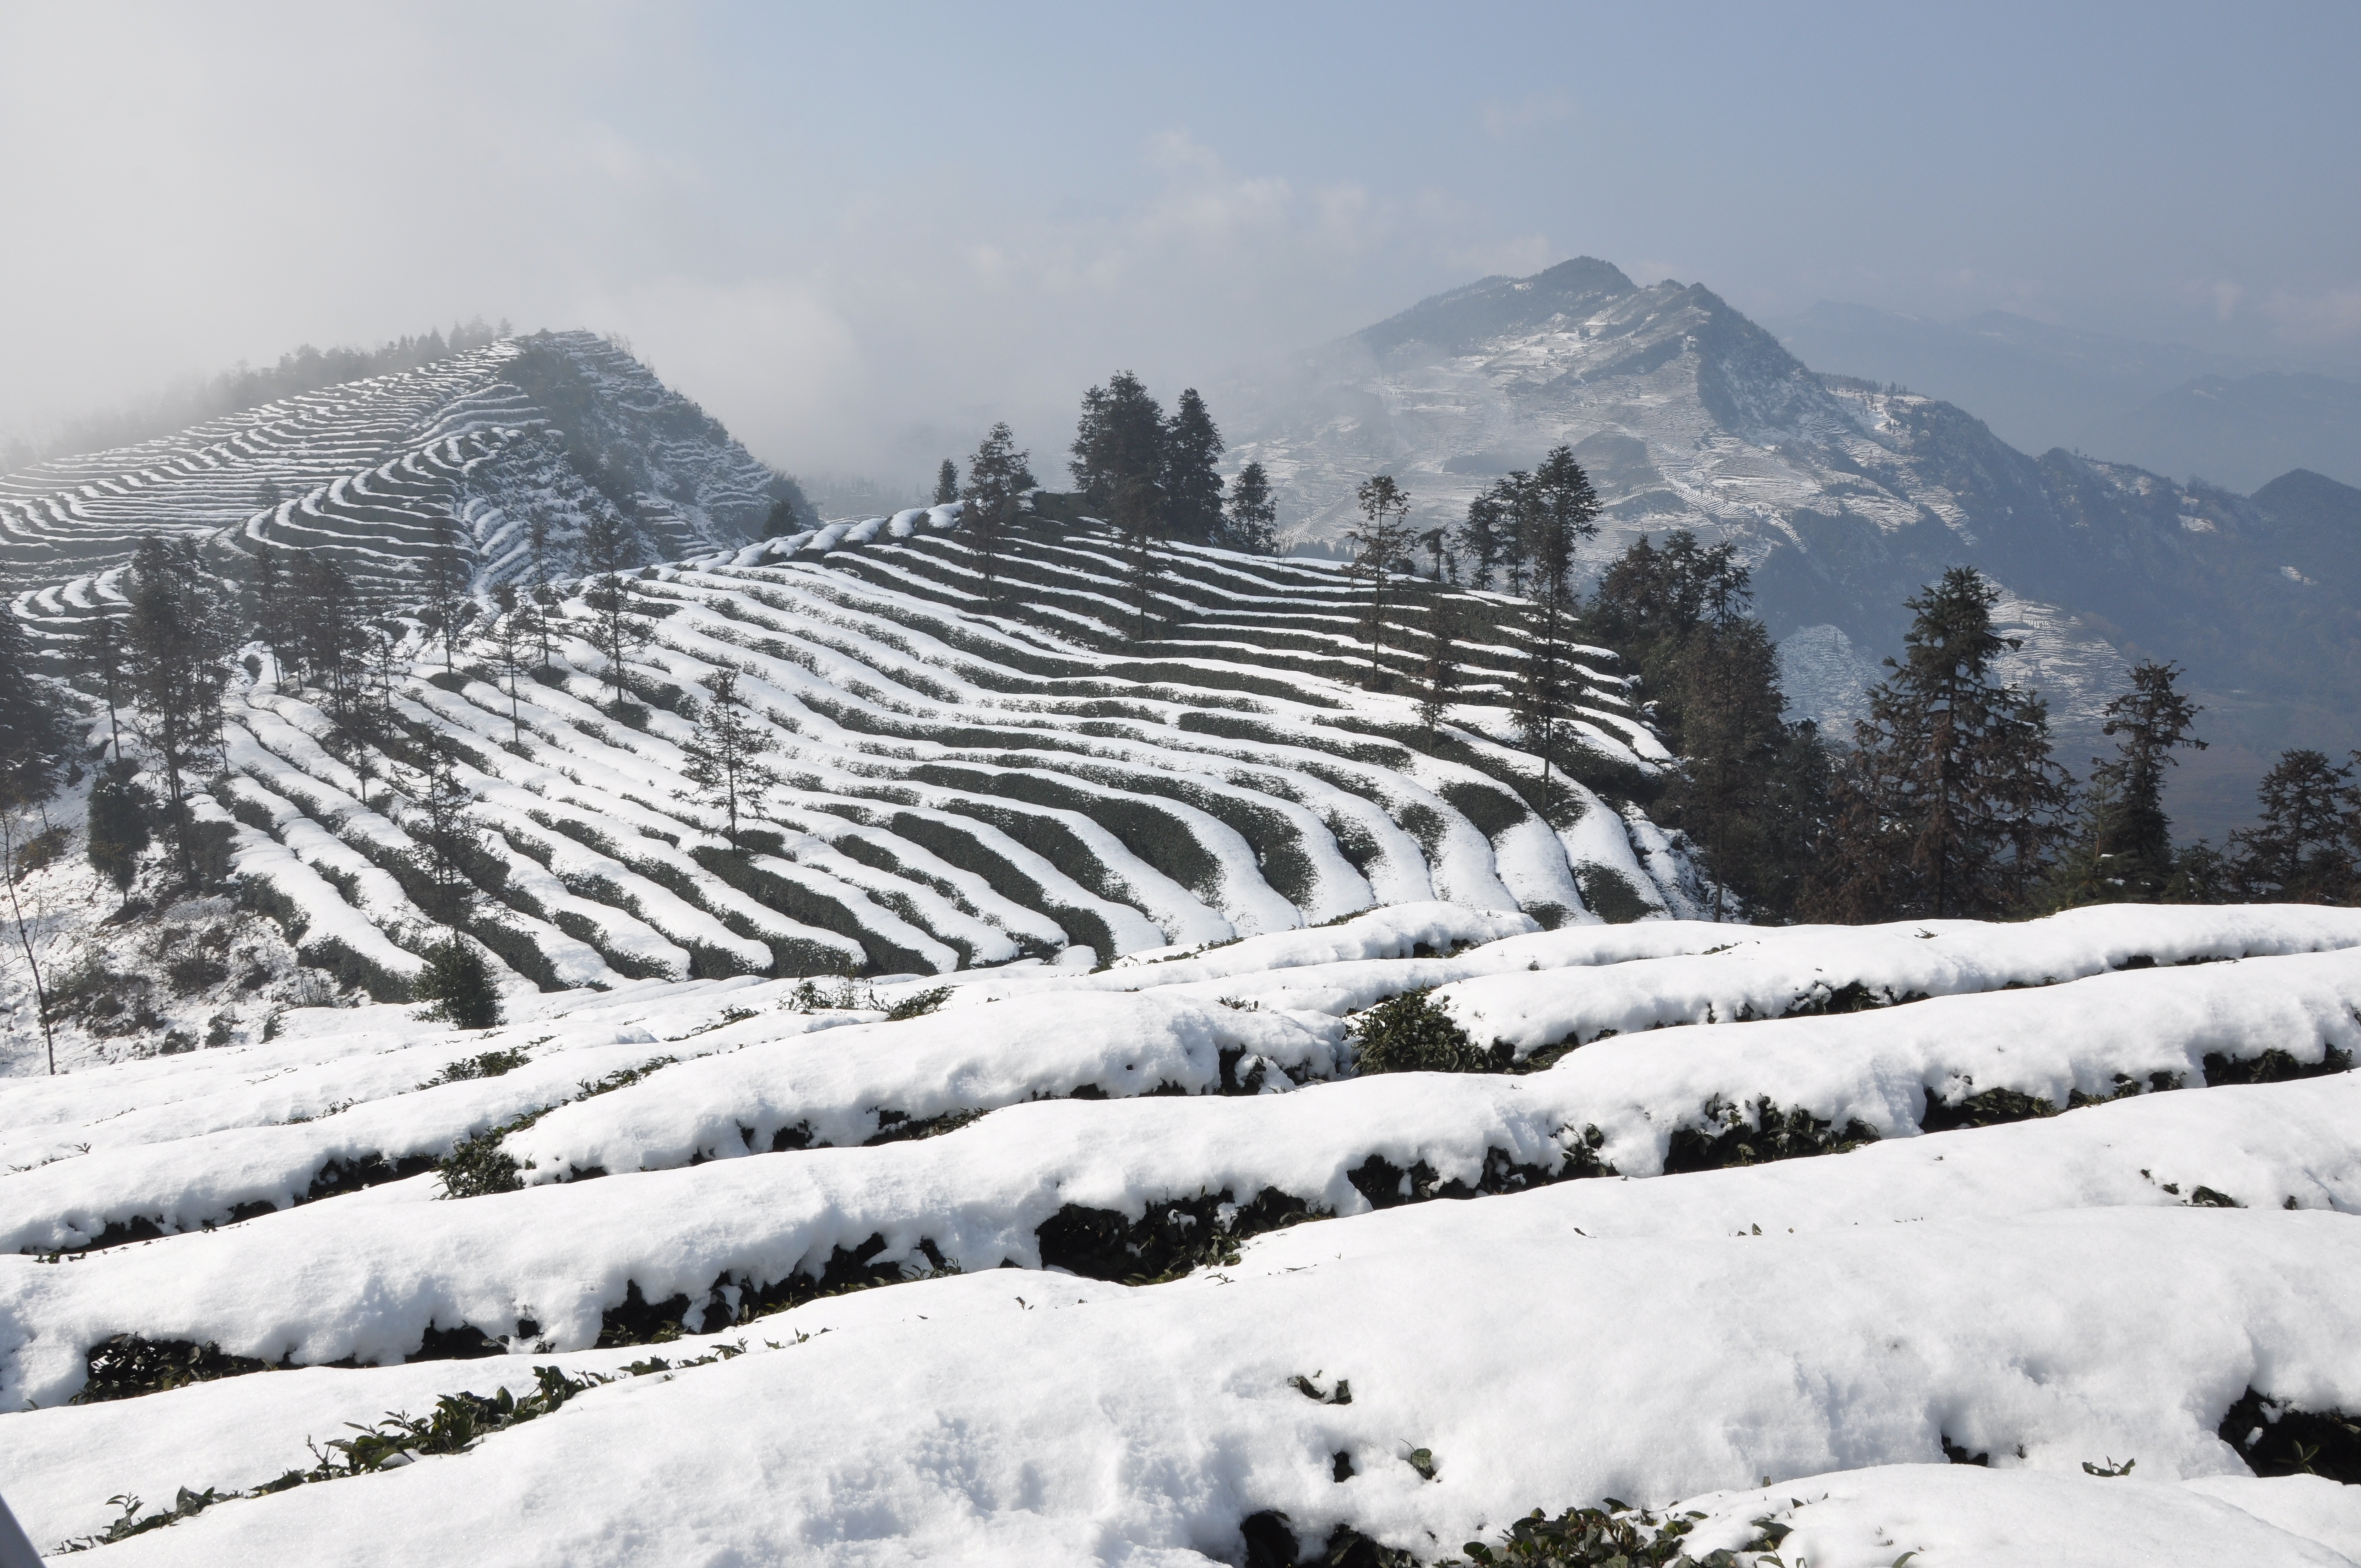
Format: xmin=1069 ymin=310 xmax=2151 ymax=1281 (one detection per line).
xmin=0 ymin=331 xmax=788 ymax=612
xmin=3 ymin=504 xmax=1703 ymax=1074
xmin=1232 ymin=259 xmax=2361 ymax=790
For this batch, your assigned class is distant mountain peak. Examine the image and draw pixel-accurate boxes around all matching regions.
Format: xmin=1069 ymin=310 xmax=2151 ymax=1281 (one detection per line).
xmin=1355 ymin=255 xmax=1640 ymax=357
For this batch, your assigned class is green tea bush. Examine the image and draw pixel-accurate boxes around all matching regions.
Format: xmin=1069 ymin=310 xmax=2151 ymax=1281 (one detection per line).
xmin=415 ymin=938 xmax=502 ymax=1029
xmin=1350 ymin=989 xmax=1494 ymax=1075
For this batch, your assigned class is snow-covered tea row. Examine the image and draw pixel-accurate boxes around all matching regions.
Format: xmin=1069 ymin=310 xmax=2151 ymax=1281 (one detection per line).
xmin=6 ymin=903 xmax=2351 ymax=1256
xmin=6 ymin=1162 xmax=2357 ymax=1563
xmin=4 ymin=942 xmax=2355 ymax=1409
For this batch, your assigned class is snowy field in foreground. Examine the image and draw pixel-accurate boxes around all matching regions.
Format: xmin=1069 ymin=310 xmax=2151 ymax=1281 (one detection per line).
xmin=3 ymin=903 xmax=2358 ymax=1564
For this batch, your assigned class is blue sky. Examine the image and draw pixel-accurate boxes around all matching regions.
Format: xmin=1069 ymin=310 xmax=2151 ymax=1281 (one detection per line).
xmin=3 ymin=1 xmax=2354 ymax=478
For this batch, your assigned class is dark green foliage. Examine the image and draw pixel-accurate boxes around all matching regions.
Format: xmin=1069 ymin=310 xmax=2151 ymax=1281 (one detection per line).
xmin=2221 ymin=1389 xmax=2361 ymax=1484
xmin=1441 ymin=1502 xmax=1783 ymax=1566
xmin=75 ymin=1333 xmax=274 ymax=1404
xmin=2045 ymin=661 xmax=2207 ymax=910
xmin=677 ymin=669 xmax=780 ymax=850
xmin=1351 ymin=989 xmax=1495 ymax=1074
xmin=9 ymin=823 xmax=70 ymax=880
xmin=1510 ymin=448 xmax=1601 ymax=794
xmin=1222 ymin=460 xmax=1277 ymax=554
xmin=424 ymin=1047 xmax=532 ymax=1085
xmin=415 ymin=938 xmax=503 ymax=1030
xmin=437 ymin=1125 xmax=524 ymax=1197
xmin=960 ymin=422 xmax=1035 ymax=596
xmin=1806 ymin=567 xmax=2070 ymax=921
xmin=1664 ymin=1096 xmax=1881 ymax=1171
xmin=1071 ymin=372 xmax=1172 ymax=636
xmin=1163 ymin=388 xmax=1226 ymax=545
xmin=2227 ymin=747 xmax=2358 ymax=902
xmin=884 ymin=986 xmax=952 ymax=1020
xmin=1345 ymin=476 xmax=1415 ymax=688
xmin=0 ymin=602 xmax=70 ymax=810
xmin=933 ymin=458 xmax=958 ymax=505
xmin=123 ymin=536 xmax=236 ymax=889
xmin=1585 ymin=532 xmax=1824 ymax=921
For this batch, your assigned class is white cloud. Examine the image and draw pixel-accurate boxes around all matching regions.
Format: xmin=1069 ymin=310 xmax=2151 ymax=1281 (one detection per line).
xmin=1480 ymin=92 xmax=1577 ymax=140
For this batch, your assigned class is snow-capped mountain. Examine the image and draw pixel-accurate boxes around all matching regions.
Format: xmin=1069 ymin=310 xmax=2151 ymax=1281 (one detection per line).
xmin=1231 ymin=259 xmax=2361 ymax=769
xmin=0 ymin=331 xmax=790 ymax=611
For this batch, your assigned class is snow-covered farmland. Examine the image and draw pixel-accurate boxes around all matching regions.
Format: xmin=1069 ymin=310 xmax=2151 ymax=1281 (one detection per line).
xmin=2 ymin=902 xmax=2358 ymax=1564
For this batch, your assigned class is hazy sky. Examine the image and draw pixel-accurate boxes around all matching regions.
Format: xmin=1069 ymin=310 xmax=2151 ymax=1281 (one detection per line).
xmin=3 ymin=1 xmax=2355 ymax=484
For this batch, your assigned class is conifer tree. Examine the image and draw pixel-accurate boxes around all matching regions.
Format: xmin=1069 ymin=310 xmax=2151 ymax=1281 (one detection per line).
xmin=86 ymin=759 xmax=151 ymax=895
xmin=580 ymin=513 xmax=654 ymax=707
xmin=405 ymin=744 xmax=482 ymax=927
xmin=247 ymin=541 xmax=287 ymax=683
xmin=1069 ymin=372 xmax=1166 ymax=516
xmin=422 ymin=515 xmax=472 ymax=670
xmin=1508 ymin=449 xmax=1599 ymax=797
xmin=2042 ymin=661 xmax=2206 ymax=908
xmin=1345 ymin=475 xmax=1413 ymax=686
xmin=123 ymin=536 xmax=234 ymax=889
xmin=2228 ymin=749 xmax=2357 ymax=903
xmin=1454 ymin=480 xmax=1512 ymax=590
xmin=415 ymin=936 xmax=502 ymax=1029
xmin=1162 ymin=389 xmax=1225 ymax=545
xmin=960 ymin=422 xmax=1033 ymax=600
xmin=1805 ymin=567 xmax=2069 ymax=921
xmin=1114 ymin=471 xmax=1168 ymax=641
xmin=1223 ymin=461 xmax=1277 ymax=554
xmin=78 ymin=611 xmax=128 ymax=759
xmin=678 ymin=669 xmax=781 ymax=851
xmin=934 ymin=459 xmax=959 ymax=506
xmin=1417 ymin=591 xmax=1462 ymax=750
xmin=486 ymin=587 xmax=542 ymax=747
xmin=0 ymin=608 xmax=69 ymax=815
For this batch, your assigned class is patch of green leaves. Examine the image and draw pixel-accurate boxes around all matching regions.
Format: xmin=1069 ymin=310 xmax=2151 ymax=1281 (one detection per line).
xmin=1351 ymin=989 xmax=1499 ymax=1075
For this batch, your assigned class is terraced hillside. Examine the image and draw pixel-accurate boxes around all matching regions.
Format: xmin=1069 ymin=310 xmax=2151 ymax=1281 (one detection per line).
xmin=10 ymin=500 xmax=1709 ymax=1072
xmin=4 ymin=902 xmax=2359 ymax=1562
xmin=0 ymin=331 xmax=787 ymax=618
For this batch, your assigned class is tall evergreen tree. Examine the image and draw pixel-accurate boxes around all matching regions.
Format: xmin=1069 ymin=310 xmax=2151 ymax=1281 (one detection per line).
xmin=1508 ymin=449 xmax=1600 ymax=797
xmin=1417 ymin=590 xmax=1463 ymax=750
xmin=580 ymin=513 xmax=654 ymax=707
xmin=1805 ymin=567 xmax=2069 ymax=921
xmin=1453 ymin=481 xmax=1510 ymax=590
xmin=1114 ymin=470 xmax=1167 ymax=641
xmin=86 ymin=758 xmax=151 ymax=895
xmin=123 ymin=536 xmax=234 ymax=889
xmin=246 ymin=541 xmax=288 ymax=682
xmin=486 ymin=586 xmax=542 ymax=747
xmin=1069 ymin=372 xmax=1166 ymax=516
xmin=422 ymin=514 xmax=472 ymax=670
xmin=0 ymin=608 xmax=69 ymax=815
xmin=1222 ymin=461 xmax=1277 ymax=554
xmin=405 ymin=743 xmax=482 ymax=927
xmin=1162 ymin=389 xmax=1225 ymax=545
xmin=2043 ymin=660 xmax=2206 ymax=908
xmin=78 ymin=611 xmax=128 ymax=759
xmin=933 ymin=459 xmax=959 ymax=506
xmin=2228 ymin=749 xmax=2357 ymax=903
xmin=285 ymin=552 xmax=360 ymax=715
xmin=1345 ymin=476 xmax=1413 ymax=686
xmin=678 ymin=669 xmax=782 ymax=852
xmin=960 ymin=422 xmax=1034 ymax=599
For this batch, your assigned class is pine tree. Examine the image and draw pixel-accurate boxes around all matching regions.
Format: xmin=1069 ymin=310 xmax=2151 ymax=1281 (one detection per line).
xmin=247 ymin=541 xmax=288 ymax=683
xmin=486 ymin=587 xmax=542 ymax=747
xmin=677 ymin=669 xmax=781 ymax=851
xmin=422 ymin=514 xmax=472 ymax=670
xmin=1069 ymin=372 xmax=1165 ymax=516
xmin=579 ymin=513 xmax=654 ymax=708
xmin=405 ymin=744 xmax=482 ymax=927
xmin=123 ymin=536 xmax=234 ymax=889
xmin=285 ymin=552 xmax=360 ymax=716
xmin=1417 ymin=591 xmax=1462 ymax=750
xmin=78 ymin=612 xmax=128 ymax=760
xmin=2042 ymin=660 xmax=2205 ymax=908
xmin=416 ymin=936 xmax=502 ymax=1028
xmin=1345 ymin=476 xmax=1413 ymax=687
xmin=1454 ymin=480 xmax=1512 ymax=590
xmin=1222 ymin=461 xmax=1277 ymax=554
xmin=1805 ymin=567 xmax=2070 ymax=921
xmin=961 ymin=422 xmax=1033 ymax=600
xmin=1506 ymin=449 xmax=1600 ymax=797
xmin=1162 ymin=389 xmax=1225 ymax=545
xmin=2229 ymin=749 xmax=2357 ymax=903
xmin=86 ymin=758 xmax=151 ymax=895
xmin=934 ymin=459 xmax=959 ymax=506
xmin=0 ymin=608 xmax=69 ymax=814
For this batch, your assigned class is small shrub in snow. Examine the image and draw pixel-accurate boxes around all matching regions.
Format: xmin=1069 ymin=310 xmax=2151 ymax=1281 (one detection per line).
xmin=1439 ymin=1503 xmax=1780 ymax=1566
xmin=414 ymin=938 xmax=502 ymax=1029
xmin=885 ymin=986 xmax=951 ymax=1020
xmin=422 ymin=1047 xmax=531 ymax=1086
xmin=437 ymin=1129 xmax=524 ymax=1199
xmin=1351 ymin=989 xmax=1495 ymax=1075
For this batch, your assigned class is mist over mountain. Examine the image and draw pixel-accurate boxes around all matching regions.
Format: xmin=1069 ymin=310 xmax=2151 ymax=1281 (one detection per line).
xmin=1229 ymin=257 xmax=2361 ymax=840
xmin=2080 ymin=372 xmax=2361 ymax=493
